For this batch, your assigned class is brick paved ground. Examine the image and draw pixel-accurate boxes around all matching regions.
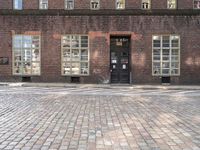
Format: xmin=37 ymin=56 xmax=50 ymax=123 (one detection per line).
xmin=0 ymin=87 xmax=200 ymax=150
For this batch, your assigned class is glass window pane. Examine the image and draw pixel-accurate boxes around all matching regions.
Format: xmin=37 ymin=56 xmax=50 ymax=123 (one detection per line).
xmin=63 ymin=36 xmax=71 ymax=48
xmin=71 ymin=63 xmax=80 ymax=75
xmin=32 ymin=37 xmax=40 ymax=48
xmin=81 ymin=62 xmax=89 ymax=74
xmin=23 ymin=36 xmax=32 ymax=48
xmin=71 ymin=36 xmax=79 ymax=48
xmin=171 ymin=69 xmax=179 ymax=75
xmin=71 ymin=49 xmax=80 ymax=61
xmin=171 ymin=62 xmax=179 ymax=68
xmin=14 ymin=50 xmax=22 ymax=61
xmin=14 ymin=62 xmax=22 ymax=74
xmin=32 ymin=49 xmax=40 ymax=61
xmin=63 ymin=49 xmax=71 ymax=61
xmin=81 ymin=49 xmax=88 ymax=61
xmin=63 ymin=63 xmax=71 ymax=75
xmin=162 ymin=69 xmax=170 ymax=74
xmin=81 ymin=36 xmax=88 ymax=47
xmin=162 ymin=62 xmax=170 ymax=68
xmin=153 ymin=62 xmax=161 ymax=75
xmin=162 ymin=36 xmax=170 ymax=47
xmin=171 ymin=36 xmax=179 ymax=47
xmin=22 ymin=49 xmax=31 ymax=62
xmin=32 ymin=62 xmax=40 ymax=75
xmin=172 ymin=49 xmax=179 ymax=55
xmin=13 ymin=36 xmax=22 ymax=48
xmin=23 ymin=62 xmax=31 ymax=75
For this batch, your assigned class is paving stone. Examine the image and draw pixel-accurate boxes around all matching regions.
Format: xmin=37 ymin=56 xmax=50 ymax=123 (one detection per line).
xmin=0 ymin=87 xmax=200 ymax=150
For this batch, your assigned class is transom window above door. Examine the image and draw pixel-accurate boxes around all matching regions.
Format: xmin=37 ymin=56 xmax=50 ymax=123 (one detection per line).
xmin=116 ymin=0 xmax=125 ymax=9
xmin=39 ymin=0 xmax=48 ymax=9
xmin=142 ymin=0 xmax=151 ymax=9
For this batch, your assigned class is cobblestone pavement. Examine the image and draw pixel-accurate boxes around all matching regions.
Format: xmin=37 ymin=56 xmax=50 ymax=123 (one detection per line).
xmin=0 ymin=87 xmax=200 ymax=150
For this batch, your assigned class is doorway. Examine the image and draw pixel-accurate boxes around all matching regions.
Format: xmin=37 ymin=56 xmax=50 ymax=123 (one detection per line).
xmin=110 ymin=36 xmax=130 ymax=83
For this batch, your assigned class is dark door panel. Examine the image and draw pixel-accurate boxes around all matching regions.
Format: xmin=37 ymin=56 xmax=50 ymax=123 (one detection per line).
xmin=110 ymin=36 xmax=130 ymax=84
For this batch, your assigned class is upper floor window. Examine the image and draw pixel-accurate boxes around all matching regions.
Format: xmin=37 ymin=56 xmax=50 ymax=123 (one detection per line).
xmin=39 ymin=0 xmax=48 ymax=9
xmin=167 ymin=0 xmax=176 ymax=9
xmin=116 ymin=0 xmax=125 ymax=9
xmin=65 ymin=0 xmax=74 ymax=10
xmin=142 ymin=0 xmax=151 ymax=9
xmin=194 ymin=0 xmax=200 ymax=9
xmin=91 ymin=0 xmax=100 ymax=10
xmin=13 ymin=0 xmax=22 ymax=10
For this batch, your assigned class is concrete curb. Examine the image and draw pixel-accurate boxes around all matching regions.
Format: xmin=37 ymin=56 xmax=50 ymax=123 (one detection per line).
xmin=1 ymin=82 xmax=200 ymax=90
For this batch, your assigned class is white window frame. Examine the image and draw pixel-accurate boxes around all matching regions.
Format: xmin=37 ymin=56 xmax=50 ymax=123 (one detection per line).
xmin=116 ymin=0 xmax=125 ymax=9
xmin=194 ymin=0 xmax=200 ymax=9
xmin=152 ymin=35 xmax=180 ymax=76
xmin=65 ymin=0 xmax=74 ymax=10
xmin=39 ymin=0 xmax=48 ymax=10
xmin=167 ymin=0 xmax=177 ymax=9
xmin=90 ymin=0 xmax=100 ymax=10
xmin=13 ymin=0 xmax=23 ymax=10
xmin=61 ymin=35 xmax=90 ymax=76
xmin=12 ymin=35 xmax=41 ymax=76
xmin=141 ymin=0 xmax=151 ymax=10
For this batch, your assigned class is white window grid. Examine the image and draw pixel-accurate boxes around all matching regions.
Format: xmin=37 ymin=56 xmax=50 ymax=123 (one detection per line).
xmin=12 ymin=35 xmax=41 ymax=76
xmin=39 ymin=0 xmax=48 ymax=9
xmin=90 ymin=0 xmax=100 ymax=10
xmin=141 ymin=0 xmax=151 ymax=9
xmin=65 ymin=0 xmax=74 ymax=10
xmin=61 ymin=35 xmax=89 ymax=76
xmin=152 ymin=35 xmax=180 ymax=76
xmin=116 ymin=0 xmax=125 ymax=9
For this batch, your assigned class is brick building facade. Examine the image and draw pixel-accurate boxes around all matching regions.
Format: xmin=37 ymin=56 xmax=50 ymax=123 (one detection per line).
xmin=0 ymin=0 xmax=200 ymax=84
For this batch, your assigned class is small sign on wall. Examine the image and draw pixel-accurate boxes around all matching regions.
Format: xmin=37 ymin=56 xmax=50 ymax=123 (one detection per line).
xmin=0 ymin=57 xmax=9 ymax=65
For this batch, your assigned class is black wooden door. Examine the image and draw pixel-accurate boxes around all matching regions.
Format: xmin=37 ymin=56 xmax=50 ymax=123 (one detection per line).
xmin=110 ymin=37 xmax=130 ymax=83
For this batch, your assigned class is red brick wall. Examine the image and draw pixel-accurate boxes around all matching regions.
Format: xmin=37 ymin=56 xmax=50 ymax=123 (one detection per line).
xmin=0 ymin=15 xmax=200 ymax=84
xmin=0 ymin=0 xmax=195 ymax=9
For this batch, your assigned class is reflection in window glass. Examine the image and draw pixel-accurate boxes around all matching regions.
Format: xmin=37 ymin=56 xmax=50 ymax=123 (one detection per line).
xmin=62 ymin=35 xmax=89 ymax=75
xmin=12 ymin=35 xmax=40 ymax=75
xmin=152 ymin=35 xmax=180 ymax=76
xmin=13 ymin=0 xmax=23 ymax=10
